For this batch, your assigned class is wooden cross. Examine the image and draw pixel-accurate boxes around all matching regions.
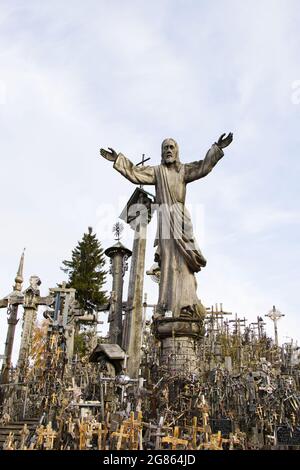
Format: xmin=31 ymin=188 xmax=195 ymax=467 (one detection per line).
xmin=78 ymin=420 xmax=88 ymax=450
xmin=50 ymin=333 xmax=57 ymax=349
xmin=4 ymin=432 xmax=15 ymax=450
xmin=85 ymin=422 xmax=94 ymax=449
xmin=19 ymin=423 xmax=30 ymax=450
xmin=152 ymin=416 xmax=165 ymax=450
xmin=198 ymin=432 xmax=222 ymax=450
xmin=66 ymin=378 xmax=81 ymax=402
xmin=229 ymin=313 xmax=247 ymax=336
xmin=256 ymin=404 xmax=264 ymax=421
xmin=66 ymin=415 xmax=75 ymax=437
xmin=181 ymin=416 xmax=205 ymax=449
xmin=190 ymin=416 xmax=205 ymax=448
xmin=51 ymin=392 xmax=58 ymax=405
xmin=206 ymin=303 xmax=232 ymax=332
xmin=123 ymin=411 xmax=143 ymax=450
xmin=161 ymin=426 xmax=188 ymax=450
xmin=291 ymin=412 xmax=296 ymax=427
xmin=44 ymin=422 xmax=57 ymax=450
xmin=209 ymin=431 xmax=223 ymax=450
xmin=230 ymin=431 xmax=245 ymax=449
xmin=143 ymin=422 xmax=165 ymax=450
xmin=111 ymin=424 xmax=130 ymax=450
xmin=97 ymin=422 xmax=108 ymax=450
xmin=36 ymin=425 xmax=45 ymax=447
xmin=202 ymin=410 xmax=210 ymax=443
xmin=250 ymin=316 xmax=266 ymax=340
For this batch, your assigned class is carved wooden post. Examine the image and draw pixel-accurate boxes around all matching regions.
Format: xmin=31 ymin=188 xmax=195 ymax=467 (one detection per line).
xmin=120 ymin=188 xmax=155 ymax=379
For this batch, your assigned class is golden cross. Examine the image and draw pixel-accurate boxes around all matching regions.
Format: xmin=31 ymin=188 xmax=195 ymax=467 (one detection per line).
xmin=44 ymin=422 xmax=57 ymax=450
xmin=202 ymin=431 xmax=223 ymax=450
xmin=78 ymin=420 xmax=88 ymax=450
xmin=4 ymin=432 xmax=15 ymax=450
xmin=256 ymin=404 xmax=264 ymax=420
xmin=161 ymin=426 xmax=188 ymax=450
xmin=191 ymin=416 xmax=205 ymax=448
xmin=97 ymin=422 xmax=109 ymax=450
xmin=122 ymin=411 xmax=143 ymax=450
xmin=36 ymin=425 xmax=45 ymax=447
xmin=19 ymin=423 xmax=30 ymax=450
xmin=111 ymin=425 xmax=130 ymax=450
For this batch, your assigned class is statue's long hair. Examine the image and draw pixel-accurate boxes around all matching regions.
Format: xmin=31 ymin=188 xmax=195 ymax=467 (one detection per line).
xmin=161 ymin=138 xmax=182 ymax=172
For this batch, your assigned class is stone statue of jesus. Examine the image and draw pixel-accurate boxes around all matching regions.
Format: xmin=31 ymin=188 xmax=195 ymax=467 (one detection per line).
xmin=100 ymin=132 xmax=233 ymax=319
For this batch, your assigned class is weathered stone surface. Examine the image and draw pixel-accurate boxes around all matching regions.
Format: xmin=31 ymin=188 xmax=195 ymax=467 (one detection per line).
xmin=153 ymin=318 xmax=203 ymax=338
xmin=105 ymin=241 xmax=132 ymax=346
xmin=159 ymin=336 xmax=200 ymax=375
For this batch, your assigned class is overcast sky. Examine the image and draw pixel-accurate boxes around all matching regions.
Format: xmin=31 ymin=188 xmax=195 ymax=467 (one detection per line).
xmin=1 ymin=0 xmax=300 ymax=362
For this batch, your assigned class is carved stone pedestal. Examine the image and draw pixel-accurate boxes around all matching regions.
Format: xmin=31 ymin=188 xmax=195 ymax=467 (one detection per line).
xmin=153 ymin=317 xmax=204 ymax=376
xmin=160 ymin=336 xmax=201 ymax=374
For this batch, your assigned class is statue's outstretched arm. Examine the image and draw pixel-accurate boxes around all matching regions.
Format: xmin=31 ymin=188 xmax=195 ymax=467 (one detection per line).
xmin=100 ymin=147 xmax=118 ymax=162
xmin=100 ymin=147 xmax=156 ymax=185
xmin=216 ymin=132 xmax=233 ymax=149
xmin=184 ymin=132 xmax=233 ymax=183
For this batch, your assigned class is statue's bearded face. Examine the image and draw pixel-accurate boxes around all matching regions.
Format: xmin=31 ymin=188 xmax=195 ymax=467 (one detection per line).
xmin=162 ymin=139 xmax=178 ymax=165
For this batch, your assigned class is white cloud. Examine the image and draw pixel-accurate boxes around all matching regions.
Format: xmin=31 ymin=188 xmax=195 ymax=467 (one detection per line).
xmin=241 ymin=208 xmax=300 ymax=234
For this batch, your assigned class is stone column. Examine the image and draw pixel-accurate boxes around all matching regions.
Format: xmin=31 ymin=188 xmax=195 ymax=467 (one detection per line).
xmin=0 ymin=251 xmax=25 ymax=387
xmin=160 ymin=336 xmax=200 ymax=374
xmin=105 ymin=242 xmax=132 ymax=346
xmin=153 ymin=317 xmax=204 ymax=376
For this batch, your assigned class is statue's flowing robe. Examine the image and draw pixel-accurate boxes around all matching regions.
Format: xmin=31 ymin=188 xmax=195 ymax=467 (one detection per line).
xmin=114 ymin=144 xmax=224 ymax=318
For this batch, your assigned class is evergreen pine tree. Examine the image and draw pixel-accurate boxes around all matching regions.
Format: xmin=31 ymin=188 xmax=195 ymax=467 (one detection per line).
xmin=62 ymin=227 xmax=108 ymax=311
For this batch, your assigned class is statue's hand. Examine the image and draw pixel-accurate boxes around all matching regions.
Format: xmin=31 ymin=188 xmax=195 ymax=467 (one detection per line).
xmin=216 ymin=132 xmax=233 ymax=149
xmin=100 ymin=147 xmax=118 ymax=162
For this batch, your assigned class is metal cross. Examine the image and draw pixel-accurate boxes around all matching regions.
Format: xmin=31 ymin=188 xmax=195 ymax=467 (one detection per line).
xmin=136 ymin=154 xmax=151 ymax=189
xmin=113 ymin=222 xmax=124 ymax=241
